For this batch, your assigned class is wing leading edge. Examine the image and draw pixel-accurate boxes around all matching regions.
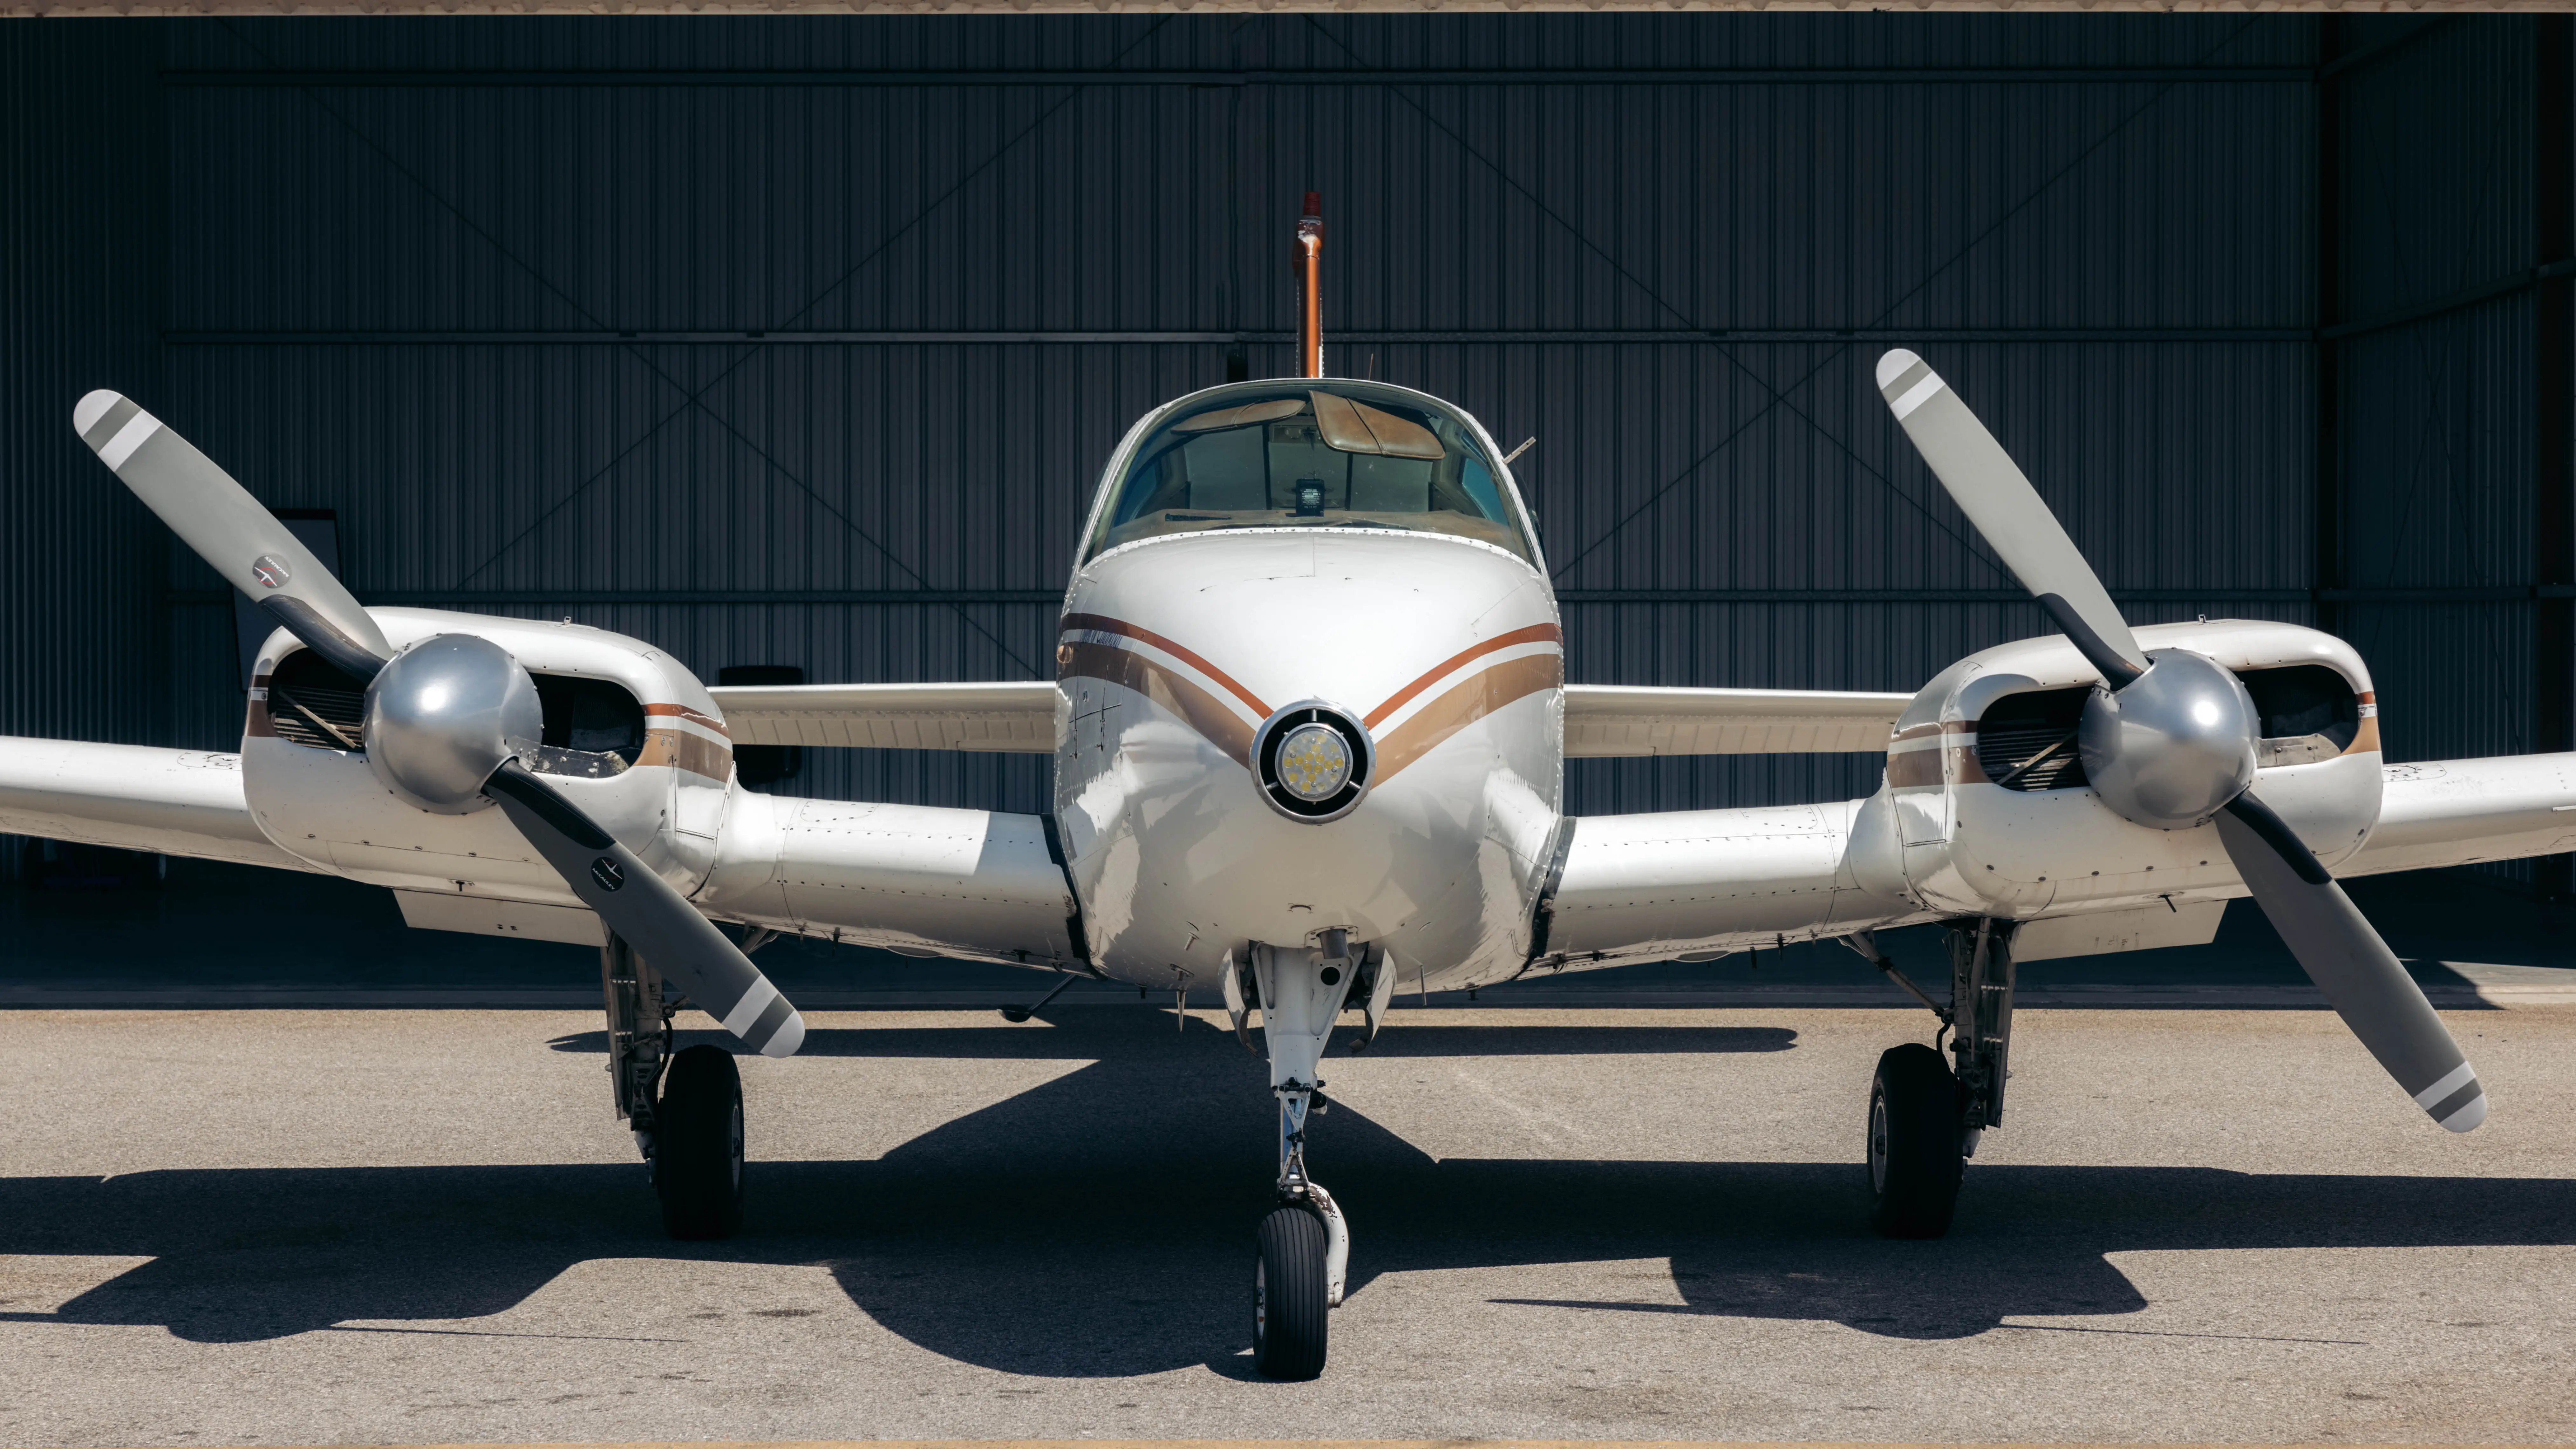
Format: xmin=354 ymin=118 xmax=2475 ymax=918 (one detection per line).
xmin=708 ymin=679 xmax=1910 ymax=757
xmin=1564 ymin=684 xmax=1911 ymax=756
xmin=0 ymin=737 xmax=315 ymax=872
xmin=1539 ymin=752 xmax=2576 ymax=969
xmin=708 ymin=681 xmax=1056 ymax=752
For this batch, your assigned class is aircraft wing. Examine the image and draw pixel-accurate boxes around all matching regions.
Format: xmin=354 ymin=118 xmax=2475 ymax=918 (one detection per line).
xmin=1563 ymin=684 xmax=1910 ymax=756
xmin=1537 ymin=752 xmax=2576 ymax=969
xmin=1536 ymin=799 xmax=1912 ymax=966
xmin=707 ymin=681 xmax=1055 ymax=752
xmin=699 ymin=794 xmax=1081 ymax=969
xmin=0 ymin=737 xmax=317 ymax=872
xmin=2344 ymin=752 xmax=2576 ymax=876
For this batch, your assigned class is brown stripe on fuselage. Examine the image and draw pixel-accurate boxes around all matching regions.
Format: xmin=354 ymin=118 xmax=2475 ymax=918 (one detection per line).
xmin=1364 ymin=623 xmax=1563 ymax=730
xmin=1886 ymin=731 xmax=1987 ymax=789
xmin=1372 ymin=651 xmax=1564 ymax=782
xmin=637 ymin=728 xmax=732 ymax=782
xmin=244 ymin=674 xmax=279 ymax=740
xmin=1061 ymin=613 xmax=1273 ymax=721
xmin=1887 ymin=718 xmax=1980 ymax=789
xmin=647 ymin=701 xmax=729 ymax=737
xmin=2345 ymin=691 xmax=2381 ymax=756
xmin=1059 ymin=639 xmax=1258 ymax=767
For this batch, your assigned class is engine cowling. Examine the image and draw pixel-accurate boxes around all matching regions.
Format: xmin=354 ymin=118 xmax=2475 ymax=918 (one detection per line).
xmin=1868 ymin=619 xmax=2382 ymax=920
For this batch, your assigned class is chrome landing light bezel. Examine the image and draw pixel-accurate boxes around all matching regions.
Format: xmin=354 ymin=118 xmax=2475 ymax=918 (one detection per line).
xmin=1250 ymin=699 xmax=1375 ymax=824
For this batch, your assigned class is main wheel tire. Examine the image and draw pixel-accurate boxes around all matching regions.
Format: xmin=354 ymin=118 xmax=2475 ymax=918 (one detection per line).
xmin=656 ymin=1044 xmax=746 ymax=1241
xmin=1253 ymin=1205 xmax=1330 ymax=1380
xmin=1867 ymin=1042 xmax=1965 ymax=1240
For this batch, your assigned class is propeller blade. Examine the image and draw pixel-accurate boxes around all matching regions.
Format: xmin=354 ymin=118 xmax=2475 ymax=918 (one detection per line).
xmin=485 ymin=761 xmax=805 ymax=1058
xmin=74 ymin=390 xmax=392 ymax=679
xmin=1875 ymin=351 xmax=2148 ymax=687
xmin=2214 ymin=795 xmax=2484 ymax=1132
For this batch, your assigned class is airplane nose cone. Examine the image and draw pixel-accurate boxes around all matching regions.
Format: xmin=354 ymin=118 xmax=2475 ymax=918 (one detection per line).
xmin=1251 ymin=701 xmax=1376 ymax=822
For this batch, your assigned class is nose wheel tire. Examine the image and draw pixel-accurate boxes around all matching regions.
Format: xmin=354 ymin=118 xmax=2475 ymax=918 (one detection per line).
xmin=1867 ymin=1042 xmax=1965 ymax=1240
xmin=656 ymin=1044 xmax=746 ymax=1241
xmin=1253 ymin=1204 xmax=1330 ymax=1380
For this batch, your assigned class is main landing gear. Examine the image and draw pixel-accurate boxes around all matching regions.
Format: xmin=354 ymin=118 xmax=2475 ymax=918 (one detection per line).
xmin=1850 ymin=918 xmax=2017 ymax=1239
xmin=603 ymin=933 xmax=747 ymax=1240
xmin=1230 ymin=932 xmax=1375 ymax=1380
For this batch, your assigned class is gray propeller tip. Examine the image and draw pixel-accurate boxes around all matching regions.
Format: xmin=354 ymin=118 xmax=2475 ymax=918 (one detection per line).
xmin=72 ymin=389 xmax=162 ymax=468
xmin=73 ymin=389 xmax=125 ymax=436
xmin=2416 ymin=1062 xmax=2487 ymax=1132
xmin=1875 ymin=350 xmax=1924 ymax=389
xmin=761 ymin=1011 xmax=806 ymax=1059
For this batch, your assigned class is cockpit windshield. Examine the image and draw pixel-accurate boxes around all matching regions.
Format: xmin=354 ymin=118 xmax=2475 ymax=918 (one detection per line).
xmin=1085 ymin=383 xmax=1535 ymax=563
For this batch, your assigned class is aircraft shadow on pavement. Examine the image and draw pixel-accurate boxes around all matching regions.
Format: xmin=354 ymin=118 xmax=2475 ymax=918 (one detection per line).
xmin=548 ymin=1012 xmax=1801 ymax=1060
xmin=6 ymin=1017 xmax=2571 ymax=1377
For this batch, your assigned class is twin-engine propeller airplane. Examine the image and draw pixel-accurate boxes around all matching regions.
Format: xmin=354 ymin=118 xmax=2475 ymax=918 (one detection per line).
xmin=9 ymin=197 xmax=2576 ymax=1380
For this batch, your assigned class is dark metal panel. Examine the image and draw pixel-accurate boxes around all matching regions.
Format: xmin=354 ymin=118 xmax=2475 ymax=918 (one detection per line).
xmin=2534 ymin=15 xmax=2572 ymax=896
xmin=2337 ymin=17 xmax=2536 ymax=322
xmin=2329 ymin=17 xmax=2558 ymax=887
xmin=26 ymin=13 xmax=2557 ymax=838
xmin=0 ymin=23 xmax=167 ymax=747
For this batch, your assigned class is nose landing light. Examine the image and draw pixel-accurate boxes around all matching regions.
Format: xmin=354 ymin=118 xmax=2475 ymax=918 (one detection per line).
xmin=1252 ymin=701 xmax=1374 ymax=822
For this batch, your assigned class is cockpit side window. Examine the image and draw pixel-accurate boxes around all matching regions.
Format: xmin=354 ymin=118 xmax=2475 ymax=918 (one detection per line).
xmin=1086 ymin=385 xmax=1536 ymax=563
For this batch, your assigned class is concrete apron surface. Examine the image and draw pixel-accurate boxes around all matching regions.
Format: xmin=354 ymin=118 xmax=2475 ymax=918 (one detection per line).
xmin=2 ymin=1006 xmax=2573 ymax=1446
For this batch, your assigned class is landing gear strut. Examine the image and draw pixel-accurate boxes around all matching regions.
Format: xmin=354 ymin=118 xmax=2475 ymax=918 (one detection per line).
xmin=602 ymin=932 xmax=746 ymax=1240
xmin=1247 ymin=933 xmax=1358 ymax=1380
xmin=1852 ymin=919 xmax=2017 ymax=1239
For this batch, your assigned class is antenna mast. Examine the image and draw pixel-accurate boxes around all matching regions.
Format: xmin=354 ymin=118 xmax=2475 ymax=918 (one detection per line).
xmin=1293 ymin=191 xmax=1324 ymax=378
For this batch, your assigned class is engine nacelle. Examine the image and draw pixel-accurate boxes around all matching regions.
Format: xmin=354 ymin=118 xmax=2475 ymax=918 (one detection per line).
xmin=239 ymin=608 xmax=737 ymax=913
xmin=1862 ymin=619 xmax=2382 ymax=920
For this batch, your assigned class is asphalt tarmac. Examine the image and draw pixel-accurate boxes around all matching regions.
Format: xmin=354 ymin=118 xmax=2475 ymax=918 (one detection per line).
xmin=3 ymin=1003 xmax=2573 ymax=1446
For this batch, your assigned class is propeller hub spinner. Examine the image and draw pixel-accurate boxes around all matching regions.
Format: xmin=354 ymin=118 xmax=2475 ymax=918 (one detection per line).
xmin=363 ymin=634 xmax=544 ymax=814
xmin=2078 ymin=649 xmax=2258 ymax=831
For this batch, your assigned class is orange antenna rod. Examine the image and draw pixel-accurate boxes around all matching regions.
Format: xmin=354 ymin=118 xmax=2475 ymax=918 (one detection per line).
xmin=1293 ymin=191 xmax=1324 ymax=378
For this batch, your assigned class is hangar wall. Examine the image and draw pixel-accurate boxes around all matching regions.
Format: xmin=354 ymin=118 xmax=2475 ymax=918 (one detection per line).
xmin=2 ymin=15 xmax=2564 ymax=867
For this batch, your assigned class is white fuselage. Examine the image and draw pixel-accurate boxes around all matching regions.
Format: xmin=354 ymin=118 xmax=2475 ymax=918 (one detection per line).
xmin=1054 ymin=527 xmax=1565 ymax=991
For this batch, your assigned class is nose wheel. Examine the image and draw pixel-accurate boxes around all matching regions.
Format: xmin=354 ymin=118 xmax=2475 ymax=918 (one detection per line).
xmin=1254 ymin=1204 xmax=1331 ymax=1379
xmin=1244 ymin=938 xmax=1361 ymax=1378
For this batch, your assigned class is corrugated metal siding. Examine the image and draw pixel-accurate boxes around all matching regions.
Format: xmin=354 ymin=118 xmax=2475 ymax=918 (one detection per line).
xmin=2 ymin=15 xmax=2553 ymax=832
xmin=152 ymin=14 xmax=2316 ymax=75
xmin=2330 ymin=16 xmax=2554 ymax=880
xmin=1 ymin=26 xmax=167 ymax=746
